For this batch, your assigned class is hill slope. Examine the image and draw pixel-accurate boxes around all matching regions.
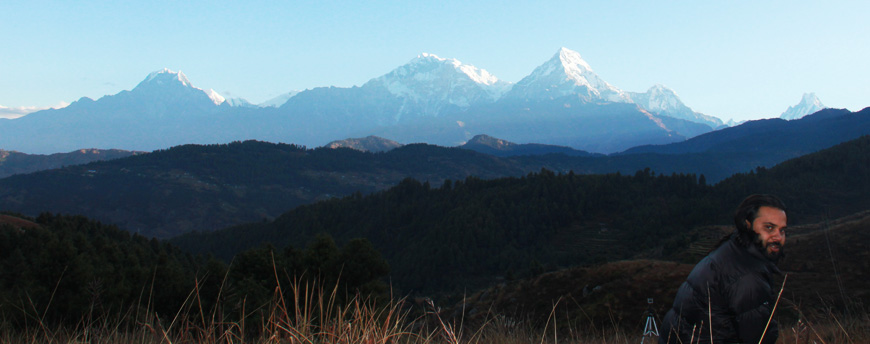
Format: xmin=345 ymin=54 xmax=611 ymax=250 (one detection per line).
xmin=442 ymin=209 xmax=870 ymax=330
xmin=620 ymin=107 xmax=867 ymax=155
xmin=0 ymin=149 xmax=140 ymax=178
xmin=171 ymin=135 xmax=870 ymax=295
xmin=0 ymin=141 xmax=529 ymax=237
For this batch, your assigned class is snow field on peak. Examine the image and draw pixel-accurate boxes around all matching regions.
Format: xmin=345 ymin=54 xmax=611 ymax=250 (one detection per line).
xmin=204 ymin=89 xmax=226 ymax=106
xmin=376 ymin=53 xmax=511 ymax=105
xmin=144 ymin=68 xmax=192 ymax=87
xmin=140 ymin=68 xmax=228 ymax=106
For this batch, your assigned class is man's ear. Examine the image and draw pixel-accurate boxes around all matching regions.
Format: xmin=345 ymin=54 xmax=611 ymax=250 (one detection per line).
xmin=744 ymin=219 xmax=751 ymax=229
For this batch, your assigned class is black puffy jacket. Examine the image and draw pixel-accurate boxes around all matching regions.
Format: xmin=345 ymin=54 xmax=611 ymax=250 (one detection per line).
xmin=660 ymin=234 xmax=780 ymax=344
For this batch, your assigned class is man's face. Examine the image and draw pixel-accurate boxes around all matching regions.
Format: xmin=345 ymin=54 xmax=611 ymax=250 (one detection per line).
xmin=749 ymin=206 xmax=788 ymax=261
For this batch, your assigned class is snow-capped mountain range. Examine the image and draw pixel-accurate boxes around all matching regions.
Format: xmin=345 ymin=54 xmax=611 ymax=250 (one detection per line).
xmin=226 ymin=48 xmax=715 ymax=125
xmin=0 ymin=48 xmax=825 ymax=154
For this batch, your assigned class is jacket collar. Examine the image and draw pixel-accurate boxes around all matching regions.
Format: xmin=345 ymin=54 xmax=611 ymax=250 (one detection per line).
xmin=730 ymin=234 xmax=782 ymax=275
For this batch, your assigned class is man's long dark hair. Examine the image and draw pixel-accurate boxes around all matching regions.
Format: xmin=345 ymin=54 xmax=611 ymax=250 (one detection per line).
xmin=714 ymin=194 xmax=788 ymax=249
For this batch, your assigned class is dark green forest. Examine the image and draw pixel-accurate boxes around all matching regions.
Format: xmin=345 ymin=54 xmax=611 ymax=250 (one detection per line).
xmin=173 ymin=135 xmax=870 ymax=295
xmin=0 ymin=213 xmax=388 ymax=329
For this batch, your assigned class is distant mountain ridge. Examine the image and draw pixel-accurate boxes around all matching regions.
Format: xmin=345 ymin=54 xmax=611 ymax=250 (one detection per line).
xmin=459 ymin=134 xmax=598 ymax=157
xmin=0 ymin=107 xmax=866 ymax=238
xmin=1 ymin=48 xmax=725 ymax=154
xmin=325 ymin=136 xmax=403 ymax=153
xmin=619 ymin=107 xmax=867 ymax=155
xmin=0 ymin=148 xmax=141 ymax=178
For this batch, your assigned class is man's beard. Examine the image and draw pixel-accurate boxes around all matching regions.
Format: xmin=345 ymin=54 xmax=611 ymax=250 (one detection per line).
xmin=754 ymin=236 xmax=784 ymax=262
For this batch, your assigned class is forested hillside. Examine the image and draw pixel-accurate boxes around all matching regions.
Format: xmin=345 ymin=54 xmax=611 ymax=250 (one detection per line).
xmin=173 ymin=135 xmax=870 ymax=295
xmin=0 ymin=141 xmax=531 ymax=237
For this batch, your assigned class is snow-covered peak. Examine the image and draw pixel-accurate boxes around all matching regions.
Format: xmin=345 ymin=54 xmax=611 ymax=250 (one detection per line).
xmin=135 ymin=69 xmax=226 ymax=106
xmin=506 ymin=47 xmax=628 ymax=102
xmin=647 ymin=84 xmax=672 ymax=94
xmin=394 ymin=53 xmax=506 ymax=88
xmin=780 ymin=92 xmax=826 ymax=120
xmin=633 ymin=84 xmax=680 ymax=111
xmin=557 ymin=47 xmax=595 ymax=76
xmin=204 ymin=89 xmax=226 ymax=105
xmin=363 ymin=53 xmax=512 ymax=119
xmin=143 ymin=68 xmax=192 ymax=87
xmin=626 ymin=84 xmax=724 ymax=128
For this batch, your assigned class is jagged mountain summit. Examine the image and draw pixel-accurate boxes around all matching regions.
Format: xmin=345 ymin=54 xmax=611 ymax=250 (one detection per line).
xmin=135 ymin=69 xmax=227 ymax=106
xmin=780 ymin=93 xmax=826 ymax=120
xmin=137 ymin=69 xmax=258 ymax=108
xmin=362 ymin=53 xmax=512 ymax=120
xmin=504 ymin=47 xmax=628 ymax=103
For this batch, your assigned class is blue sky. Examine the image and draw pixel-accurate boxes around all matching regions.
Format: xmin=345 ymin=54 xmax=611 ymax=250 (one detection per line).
xmin=1 ymin=0 xmax=868 ymax=122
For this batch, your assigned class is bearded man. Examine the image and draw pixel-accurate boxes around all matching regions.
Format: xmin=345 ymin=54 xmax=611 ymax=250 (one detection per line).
xmin=660 ymin=194 xmax=787 ymax=344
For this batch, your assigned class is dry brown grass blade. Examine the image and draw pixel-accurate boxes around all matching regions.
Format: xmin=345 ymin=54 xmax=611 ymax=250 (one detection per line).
xmin=827 ymin=309 xmax=854 ymax=344
xmin=539 ymin=296 xmax=562 ymax=344
xmin=707 ymin=283 xmax=713 ymax=344
xmin=759 ymin=273 xmax=788 ymax=344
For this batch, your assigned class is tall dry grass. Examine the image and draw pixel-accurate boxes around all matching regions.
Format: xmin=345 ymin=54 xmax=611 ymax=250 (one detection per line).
xmin=2 ymin=271 xmax=867 ymax=343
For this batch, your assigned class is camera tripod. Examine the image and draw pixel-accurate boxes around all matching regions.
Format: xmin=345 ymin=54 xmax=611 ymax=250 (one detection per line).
xmin=641 ymin=298 xmax=660 ymax=344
